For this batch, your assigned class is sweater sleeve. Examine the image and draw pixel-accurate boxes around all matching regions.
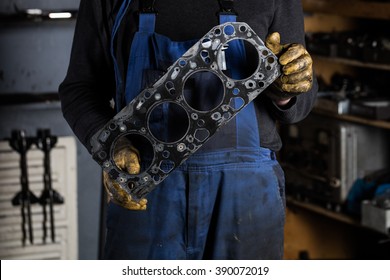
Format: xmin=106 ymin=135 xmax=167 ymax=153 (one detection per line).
xmin=58 ymin=0 xmax=116 ymax=152
xmin=266 ymin=0 xmax=318 ymax=124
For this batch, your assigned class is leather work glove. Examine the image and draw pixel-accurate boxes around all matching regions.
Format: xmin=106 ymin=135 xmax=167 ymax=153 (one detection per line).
xmin=103 ymin=138 xmax=147 ymax=210
xmin=265 ymin=32 xmax=313 ymax=105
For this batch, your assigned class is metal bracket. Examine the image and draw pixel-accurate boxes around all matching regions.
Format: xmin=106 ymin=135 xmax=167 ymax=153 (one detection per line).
xmin=91 ymin=22 xmax=281 ymax=199
xmin=218 ymin=0 xmax=237 ymax=15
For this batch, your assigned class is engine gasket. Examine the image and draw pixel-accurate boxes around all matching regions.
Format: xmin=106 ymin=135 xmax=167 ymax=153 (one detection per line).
xmin=91 ymin=22 xmax=281 ymax=199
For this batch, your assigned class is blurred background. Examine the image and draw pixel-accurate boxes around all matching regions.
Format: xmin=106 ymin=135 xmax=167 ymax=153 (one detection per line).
xmin=0 ymin=0 xmax=101 ymax=260
xmin=0 ymin=0 xmax=389 ymax=260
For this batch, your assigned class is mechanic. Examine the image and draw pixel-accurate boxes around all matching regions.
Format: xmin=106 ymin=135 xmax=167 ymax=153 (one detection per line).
xmin=59 ymin=0 xmax=318 ymax=259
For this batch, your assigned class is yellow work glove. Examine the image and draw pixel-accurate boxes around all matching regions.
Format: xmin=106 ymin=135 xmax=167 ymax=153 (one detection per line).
xmin=103 ymin=138 xmax=147 ymax=210
xmin=265 ymin=32 xmax=313 ymax=104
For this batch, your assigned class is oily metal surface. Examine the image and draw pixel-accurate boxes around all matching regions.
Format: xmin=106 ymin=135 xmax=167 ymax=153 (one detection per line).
xmin=91 ymin=22 xmax=281 ymax=199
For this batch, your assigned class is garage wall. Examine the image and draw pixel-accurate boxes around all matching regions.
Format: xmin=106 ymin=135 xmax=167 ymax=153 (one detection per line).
xmin=0 ymin=0 xmax=103 ymax=260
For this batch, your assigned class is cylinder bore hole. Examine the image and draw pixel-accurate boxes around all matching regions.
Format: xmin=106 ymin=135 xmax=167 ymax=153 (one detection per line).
xmin=220 ymin=39 xmax=259 ymax=80
xmin=183 ymin=70 xmax=224 ymax=112
xmin=112 ymin=134 xmax=154 ymax=174
xmin=148 ymin=102 xmax=189 ymax=143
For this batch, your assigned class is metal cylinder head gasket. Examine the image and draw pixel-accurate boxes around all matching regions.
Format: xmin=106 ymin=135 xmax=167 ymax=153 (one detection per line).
xmin=91 ymin=22 xmax=281 ymax=199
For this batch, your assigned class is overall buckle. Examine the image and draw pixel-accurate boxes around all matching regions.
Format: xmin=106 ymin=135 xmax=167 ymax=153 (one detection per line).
xmin=218 ymin=0 xmax=237 ymax=15
xmin=140 ymin=0 xmax=157 ymax=14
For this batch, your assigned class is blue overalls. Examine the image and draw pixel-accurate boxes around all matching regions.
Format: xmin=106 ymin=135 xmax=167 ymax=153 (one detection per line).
xmin=104 ymin=0 xmax=286 ymax=260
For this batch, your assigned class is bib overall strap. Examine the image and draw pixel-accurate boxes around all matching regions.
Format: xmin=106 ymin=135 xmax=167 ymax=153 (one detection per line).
xmin=124 ymin=12 xmax=157 ymax=104
xmin=110 ymin=0 xmax=157 ymax=110
xmin=138 ymin=13 xmax=156 ymax=33
xmin=138 ymin=0 xmax=157 ymax=33
xmin=218 ymin=1 xmax=262 ymax=148
xmin=110 ymin=0 xmax=134 ymax=111
xmin=218 ymin=0 xmax=237 ymax=23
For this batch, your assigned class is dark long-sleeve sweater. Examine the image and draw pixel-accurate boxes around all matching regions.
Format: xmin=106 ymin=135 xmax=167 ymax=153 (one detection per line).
xmin=59 ymin=0 xmax=318 ymax=152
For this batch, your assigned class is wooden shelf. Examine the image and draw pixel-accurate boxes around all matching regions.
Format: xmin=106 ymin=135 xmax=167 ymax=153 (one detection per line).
xmin=302 ymin=0 xmax=390 ymax=20
xmin=313 ymin=55 xmax=390 ymax=71
xmin=286 ymin=196 xmax=361 ymax=226
xmin=312 ymin=108 xmax=390 ymax=130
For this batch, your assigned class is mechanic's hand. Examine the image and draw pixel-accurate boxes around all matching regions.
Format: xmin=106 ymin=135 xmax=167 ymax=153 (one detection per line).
xmin=265 ymin=32 xmax=313 ymax=104
xmin=103 ymin=138 xmax=147 ymax=210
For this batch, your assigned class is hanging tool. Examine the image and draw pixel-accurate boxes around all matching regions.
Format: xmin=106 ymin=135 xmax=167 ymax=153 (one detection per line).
xmin=9 ymin=129 xmax=39 ymax=245
xmin=36 ymin=129 xmax=64 ymax=243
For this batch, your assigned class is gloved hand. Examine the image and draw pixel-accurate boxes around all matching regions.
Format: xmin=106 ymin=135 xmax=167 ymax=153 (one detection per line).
xmin=265 ymin=32 xmax=313 ymax=104
xmin=103 ymin=138 xmax=147 ymax=210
